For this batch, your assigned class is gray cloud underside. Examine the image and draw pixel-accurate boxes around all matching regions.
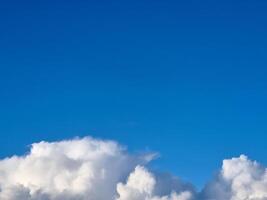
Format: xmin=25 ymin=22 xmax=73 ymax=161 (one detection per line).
xmin=0 ymin=137 xmax=267 ymax=200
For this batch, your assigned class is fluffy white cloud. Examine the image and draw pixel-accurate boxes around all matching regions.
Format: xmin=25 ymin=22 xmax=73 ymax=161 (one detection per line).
xmin=0 ymin=137 xmax=151 ymax=200
xmin=202 ymin=155 xmax=267 ymax=200
xmin=116 ymin=166 xmax=193 ymax=200
xmin=0 ymin=136 xmax=267 ymax=200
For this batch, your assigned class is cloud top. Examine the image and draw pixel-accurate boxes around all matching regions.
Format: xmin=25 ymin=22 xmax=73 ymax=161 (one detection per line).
xmin=0 ymin=137 xmax=266 ymax=200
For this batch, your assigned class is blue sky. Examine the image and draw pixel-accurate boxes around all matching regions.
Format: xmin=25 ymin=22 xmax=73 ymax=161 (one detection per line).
xmin=0 ymin=0 xmax=267 ymax=188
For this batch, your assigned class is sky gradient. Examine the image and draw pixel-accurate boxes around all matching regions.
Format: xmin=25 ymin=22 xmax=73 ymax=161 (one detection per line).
xmin=0 ymin=0 xmax=267 ymax=188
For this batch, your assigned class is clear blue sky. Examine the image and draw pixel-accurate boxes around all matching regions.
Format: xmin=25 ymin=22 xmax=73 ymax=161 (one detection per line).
xmin=0 ymin=0 xmax=267 ymax=188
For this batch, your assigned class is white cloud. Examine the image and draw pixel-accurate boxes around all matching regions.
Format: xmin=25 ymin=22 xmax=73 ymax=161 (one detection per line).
xmin=202 ymin=155 xmax=267 ymax=200
xmin=116 ymin=166 xmax=194 ymax=200
xmin=0 ymin=137 xmax=150 ymax=200
xmin=0 ymin=136 xmax=267 ymax=200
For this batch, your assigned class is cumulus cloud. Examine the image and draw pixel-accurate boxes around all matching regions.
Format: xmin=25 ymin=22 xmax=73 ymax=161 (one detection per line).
xmin=0 ymin=137 xmax=150 ymax=200
xmin=116 ymin=166 xmax=194 ymax=200
xmin=0 ymin=136 xmax=266 ymax=200
xmin=202 ymin=155 xmax=267 ymax=200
